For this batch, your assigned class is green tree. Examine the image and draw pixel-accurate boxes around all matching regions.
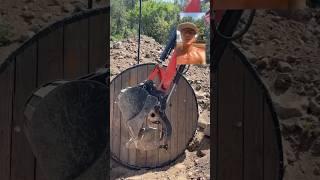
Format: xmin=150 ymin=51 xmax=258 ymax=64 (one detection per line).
xmin=111 ymin=0 xmax=180 ymax=44
xmin=128 ymin=0 xmax=180 ymax=44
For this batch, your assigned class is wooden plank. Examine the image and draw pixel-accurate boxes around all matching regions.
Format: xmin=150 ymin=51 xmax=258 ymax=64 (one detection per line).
xmin=136 ymin=65 xmax=148 ymax=167
xmin=38 ymin=28 xmax=63 ymax=86
xmin=191 ymin=81 xmax=198 ymax=143
xmin=127 ymin=67 xmax=138 ymax=166
xmin=0 ymin=62 xmax=14 ymax=180
xmin=119 ymin=71 xmax=129 ymax=163
xmin=212 ymin=68 xmax=218 ymax=180
xmin=110 ymin=76 xmax=115 ymax=158
xmin=243 ymin=69 xmax=263 ymax=180
xmin=158 ymin=62 xmax=172 ymax=165
xmin=145 ymin=65 xmax=158 ymax=167
xmin=159 ymin=94 xmax=172 ymax=165
xmin=169 ymin=83 xmax=178 ymax=160
xmin=112 ymin=74 xmax=122 ymax=159
xmin=264 ymin=99 xmax=280 ymax=180
xmin=217 ymin=49 xmax=244 ymax=180
xmin=89 ymin=14 xmax=107 ymax=72
xmin=192 ymin=83 xmax=198 ymax=140
xmin=185 ymin=81 xmax=194 ymax=146
xmin=11 ymin=44 xmax=37 ymax=180
xmin=64 ymin=18 xmax=89 ymax=79
xmin=177 ymin=79 xmax=187 ymax=154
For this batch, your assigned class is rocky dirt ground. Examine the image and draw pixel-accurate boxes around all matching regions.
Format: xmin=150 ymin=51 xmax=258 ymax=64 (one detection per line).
xmin=1 ymin=0 xmax=320 ymax=179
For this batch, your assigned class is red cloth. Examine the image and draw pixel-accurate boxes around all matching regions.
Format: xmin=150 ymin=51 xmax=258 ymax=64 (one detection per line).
xmin=148 ymin=52 xmax=178 ymax=92
xmin=184 ymin=0 xmax=201 ymax=12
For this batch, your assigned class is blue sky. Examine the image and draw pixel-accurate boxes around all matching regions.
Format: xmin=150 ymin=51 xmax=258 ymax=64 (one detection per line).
xmin=180 ymin=12 xmax=205 ymax=20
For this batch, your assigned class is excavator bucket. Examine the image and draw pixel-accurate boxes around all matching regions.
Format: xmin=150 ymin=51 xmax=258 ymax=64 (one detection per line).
xmin=24 ymin=80 xmax=108 ymax=180
xmin=117 ymin=85 xmax=158 ymax=138
xmin=117 ymin=80 xmax=172 ymax=151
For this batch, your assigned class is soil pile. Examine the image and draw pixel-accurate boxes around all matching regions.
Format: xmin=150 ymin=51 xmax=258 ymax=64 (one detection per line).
xmin=0 ymin=0 xmax=107 ymax=62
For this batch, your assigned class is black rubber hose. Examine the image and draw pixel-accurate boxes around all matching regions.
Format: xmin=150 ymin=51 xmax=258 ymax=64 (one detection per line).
xmin=213 ymin=10 xmax=256 ymax=40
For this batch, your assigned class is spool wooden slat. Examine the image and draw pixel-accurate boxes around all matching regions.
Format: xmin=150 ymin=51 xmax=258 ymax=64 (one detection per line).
xmin=38 ymin=28 xmax=64 ymax=86
xmin=110 ymin=63 xmax=198 ymax=169
xmin=64 ymin=18 xmax=89 ymax=79
xmin=145 ymin=65 xmax=159 ymax=167
xmin=120 ymin=70 xmax=130 ymax=163
xmin=128 ymin=67 xmax=138 ymax=165
xmin=217 ymin=49 xmax=244 ymax=180
xmin=0 ymin=62 xmax=14 ymax=180
xmin=89 ymin=14 xmax=107 ymax=72
xmin=243 ymin=68 xmax=263 ymax=180
xmin=11 ymin=44 xmax=37 ymax=180
xmin=135 ymin=65 xmax=148 ymax=167
xmin=112 ymin=72 xmax=122 ymax=159
xmin=264 ymin=99 xmax=281 ymax=180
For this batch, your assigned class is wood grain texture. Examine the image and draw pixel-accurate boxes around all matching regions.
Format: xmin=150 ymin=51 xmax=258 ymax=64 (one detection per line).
xmin=264 ymin=99 xmax=280 ymax=180
xmin=112 ymin=72 xmax=122 ymax=159
xmin=217 ymin=48 xmax=244 ymax=180
xmin=127 ymin=67 xmax=138 ymax=165
xmin=243 ymin=68 xmax=263 ymax=180
xmin=145 ymin=65 xmax=159 ymax=167
xmin=89 ymin=14 xmax=107 ymax=72
xmin=38 ymin=28 xmax=63 ymax=86
xmin=64 ymin=18 xmax=89 ymax=79
xmin=0 ymin=62 xmax=14 ymax=180
xmin=135 ymin=65 xmax=148 ymax=167
xmin=177 ymin=78 xmax=187 ymax=154
xmin=120 ymin=70 xmax=129 ymax=163
xmin=11 ymin=44 xmax=37 ymax=180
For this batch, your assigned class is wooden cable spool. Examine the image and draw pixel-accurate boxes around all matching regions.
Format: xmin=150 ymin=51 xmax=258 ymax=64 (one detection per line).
xmin=24 ymin=80 xmax=108 ymax=180
xmin=110 ymin=63 xmax=199 ymax=169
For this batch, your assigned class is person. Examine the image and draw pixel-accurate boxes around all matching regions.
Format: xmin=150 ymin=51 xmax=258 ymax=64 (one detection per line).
xmin=175 ymin=22 xmax=206 ymax=65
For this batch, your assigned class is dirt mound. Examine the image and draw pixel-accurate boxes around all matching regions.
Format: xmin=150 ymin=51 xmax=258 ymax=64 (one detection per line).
xmin=0 ymin=0 xmax=107 ymax=63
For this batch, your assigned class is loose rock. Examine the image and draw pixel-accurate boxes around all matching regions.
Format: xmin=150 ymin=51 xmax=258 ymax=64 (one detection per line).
xmin=277 ymin=61 xmax=293 ymax=72
xmin=274 ymin=103 xmax=302 ymax=119
xmin=308 ymin=99 xmax=320 ymax=116
xmin=274 ymin=73 xmax=292 ymax=92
